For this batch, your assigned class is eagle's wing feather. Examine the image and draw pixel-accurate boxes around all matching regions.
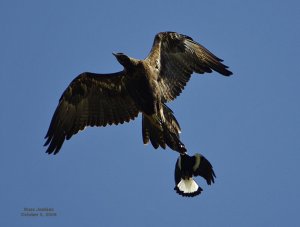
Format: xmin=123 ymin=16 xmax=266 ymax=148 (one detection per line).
xmin=44 ymin=71 xmax=139 ymax=154
xmin=146 ymin=32 xmax=232 ymax=102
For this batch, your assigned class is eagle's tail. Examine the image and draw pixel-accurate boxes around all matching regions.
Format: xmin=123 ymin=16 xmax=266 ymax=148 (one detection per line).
xmin=142 ymin=104 xmax=186 ymax=153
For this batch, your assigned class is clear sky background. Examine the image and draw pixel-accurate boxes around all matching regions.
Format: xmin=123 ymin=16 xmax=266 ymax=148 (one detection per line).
xmin=1 ymin=0 xmax=300 ymax=226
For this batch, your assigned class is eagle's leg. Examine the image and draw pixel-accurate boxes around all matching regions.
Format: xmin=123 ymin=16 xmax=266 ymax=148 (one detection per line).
xmin=142 ymin=103 xmax=186 ymax=153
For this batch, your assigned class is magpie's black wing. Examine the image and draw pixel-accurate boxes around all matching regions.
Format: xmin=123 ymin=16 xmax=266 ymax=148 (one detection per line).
xmin=193 ymin=154 xmax=216 ymax=185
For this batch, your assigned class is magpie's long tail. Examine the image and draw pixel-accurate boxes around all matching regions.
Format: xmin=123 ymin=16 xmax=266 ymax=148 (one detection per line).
xmin=142 ymin=104 xmax=186 ymax=153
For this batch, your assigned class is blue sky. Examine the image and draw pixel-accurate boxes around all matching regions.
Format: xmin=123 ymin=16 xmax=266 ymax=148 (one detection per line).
xmin=1 ymin=0 xmax=300 ymax=226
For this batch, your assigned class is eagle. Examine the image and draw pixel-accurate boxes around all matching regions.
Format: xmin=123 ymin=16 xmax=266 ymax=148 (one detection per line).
xmin=44 ymin=32 xmax=232 ymax=154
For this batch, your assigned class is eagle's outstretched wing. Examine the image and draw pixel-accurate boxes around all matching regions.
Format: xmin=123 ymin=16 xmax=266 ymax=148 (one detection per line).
xmin=146 ymin=32 xmax=233 ymax=102
xmin=44 ymin=72 xmax=139 ymax=154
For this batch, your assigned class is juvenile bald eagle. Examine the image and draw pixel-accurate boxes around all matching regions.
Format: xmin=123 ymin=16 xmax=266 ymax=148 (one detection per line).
xmin=44 ymin=32 xmax=232 ymax=154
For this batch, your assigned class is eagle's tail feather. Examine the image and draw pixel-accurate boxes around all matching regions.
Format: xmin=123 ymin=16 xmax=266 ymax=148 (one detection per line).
xmin=142 ymin=104 xmax=186 ymax=153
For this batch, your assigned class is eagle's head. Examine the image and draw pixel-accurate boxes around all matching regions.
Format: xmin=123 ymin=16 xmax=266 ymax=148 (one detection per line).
xmin=112 ymin=52 xmax=132 ymax=68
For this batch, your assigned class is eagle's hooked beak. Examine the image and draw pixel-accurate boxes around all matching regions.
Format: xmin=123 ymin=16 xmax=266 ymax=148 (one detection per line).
xmin=112 ymin=52 xmax=124 ymax=57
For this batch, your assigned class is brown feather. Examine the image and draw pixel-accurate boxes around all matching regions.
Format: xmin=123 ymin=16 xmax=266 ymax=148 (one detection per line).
xmin=146 ymin=32 xmax=232 ymax=102
xmin=44 ymin=71 xmax=139 ymax=154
